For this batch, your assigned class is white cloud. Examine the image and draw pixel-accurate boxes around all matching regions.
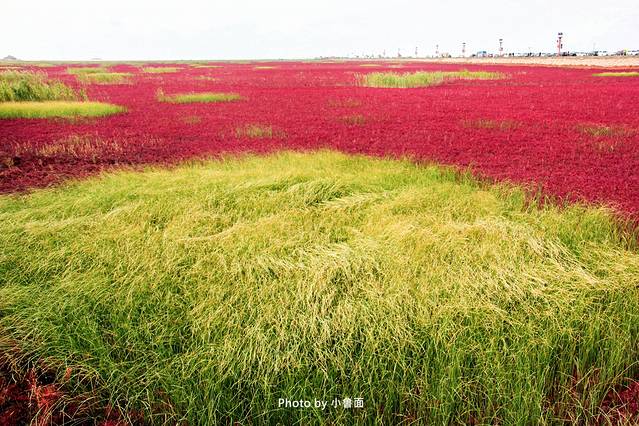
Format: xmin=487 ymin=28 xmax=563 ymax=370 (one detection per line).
xmin=2 ymin=0 xmax=637 ymax=60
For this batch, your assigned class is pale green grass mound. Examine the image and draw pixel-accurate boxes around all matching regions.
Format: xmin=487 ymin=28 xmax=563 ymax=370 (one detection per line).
xmin=593 ymin=71 xmax=639 ymax=77
xmin=76 ymin=72 xmax=133 ymax=84
xmin=0 ymin=71 xmax=81 ymax=102
xmin=0 ymin=101 xmax=125 ymax=118
xmin=67 ymin=67 xmax=107 ymax=75
xmin=0 ymin=151 xmax=638 ymax=424
xmin=359 ymin=70 xmax=504 ymax=88
xmin=141 ymin=66 xmax=180 ymax=74
xmin=157 ymin=89 xmax=241 ymax=103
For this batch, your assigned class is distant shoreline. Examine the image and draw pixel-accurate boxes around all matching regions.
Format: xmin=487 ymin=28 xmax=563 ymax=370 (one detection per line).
xmin=405 ymin=56 xmax=639 ymax=68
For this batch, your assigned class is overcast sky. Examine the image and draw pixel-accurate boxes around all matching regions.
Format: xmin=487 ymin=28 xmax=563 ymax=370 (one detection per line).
xmin=2 ymin=0 xmax=638 ymax=60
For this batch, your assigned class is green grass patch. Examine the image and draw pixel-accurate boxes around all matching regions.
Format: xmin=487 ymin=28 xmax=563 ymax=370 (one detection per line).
xmin=67 ymin=67 xmax=107 ymax=75
xmin=141 ymin=67 xmax=180 ymax=74
xmin=0 ymin=151 xmax=638 ymax=424
xmin=593 ymin=71 xmax=639 ymax=77
xmin=0 ymin=71 xmax=82 ymax=102
xmin=157 ymin=89 xmax=241 ymax=104
xmin=359 ymin=70 xmax=504 ymax=88
xmin=76 ymin=72 xmax=133 ymax=84
xmin=0 ymin=101 xmax=125 ymax=119
xmin=577 ymin=123 xmax=634 ymax=138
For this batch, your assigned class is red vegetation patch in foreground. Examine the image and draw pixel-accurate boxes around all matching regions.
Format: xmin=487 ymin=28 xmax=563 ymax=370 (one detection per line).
xmin=0 ymin=363 xmax=143 ymax=425
xmin=1 ymin=62 xmax=639 ymax=218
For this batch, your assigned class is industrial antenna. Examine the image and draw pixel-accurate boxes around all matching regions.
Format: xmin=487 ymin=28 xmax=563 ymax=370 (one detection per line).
xmin=499 ymin=38 xmax=504 ymax=57
xmin=462 ymin=42 xmax=466 ymax=57
xmin=415 ymin=46 xmax=418 ymax=57
xmin=557 ymin=32 xmax=563 ymax=56
xmin=435 ymin=44 xmax=439 ymax=57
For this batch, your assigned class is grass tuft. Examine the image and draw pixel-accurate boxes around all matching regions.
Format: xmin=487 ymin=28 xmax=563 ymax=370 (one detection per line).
xmin=141 ymin=67 xmax=180 ymax=74
xmin=76 ymin=72 xmax=133 ymax=85
xmin=593 ymin=72 xmax=639 ymax=77
xmin=156 ymin=89 xmax=241 ymax=104
xmin=340 ymin=114 xmax=366 ymax=125
xmin=67 ymin=67 xmax=107 ymax=75
xmin=16 ymin=134 xmax=123 ymax=157
xmin=0 ymin=101 xmax=125 ymax=119
xmin=358 ymin=70 xmax=504 ymax=88
xmin=0 ymin=71 xmax=82 ymax=102
xmin=235 ymin=124 xmax=281 ymax=138
xmin=0 ymin=151 xmax=638 ymax=424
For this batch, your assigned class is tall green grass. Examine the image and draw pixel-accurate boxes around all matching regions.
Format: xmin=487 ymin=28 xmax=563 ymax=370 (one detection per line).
xmin=359 ymin=70 xmax=504 ymax=88
xmin=0 ymin=101 xmax=125 ymax=118
xmin=0 ymin=151 xmax=638 ymax=424
xmin=0 ymin=71 xmax=82 ymax=102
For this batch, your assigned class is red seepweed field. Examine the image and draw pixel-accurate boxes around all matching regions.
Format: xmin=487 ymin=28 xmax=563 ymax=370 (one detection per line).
xmin=2 ymin=61 xmax=639 ymax=424
xmin=1 ymin=61 xmax=639 ymax=216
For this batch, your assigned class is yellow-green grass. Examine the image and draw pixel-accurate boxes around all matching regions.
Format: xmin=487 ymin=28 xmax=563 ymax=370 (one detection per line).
xmin=67 ymin=67 xmax=107 ymax=75
xmin=195 ymin=76 xmax=218 ymax=81
xmin=141 ymin=66 xmax=180 ymax=74
xmin=0 ymin=101 xmax=125 ymax=119
xmin=1 ymin=151 xmax=638 ymax=424
xmin=12 ymin=134 xmax=123 ymax=158
xmin=359 ymin=63 xmax=381 ymax=67
xmin=191 ymin=64 xmax=223 ymax=69
xmin=254 ymin=65 xmax=277 ymax=70
xmin=235 ymin=124 xmax=280 ymax=138
xmin=76 ymin=72 xmax=133 ymax=84
xmin=359 ymin=70 xmax=505 ymax=88
xmin=593 ymin=71 xmax=639 ymax=77
xmin=577 ymin=123 xmax=634 ymax=138
xmin=0 ymin=71 xmax=82 ymax=102
xmin=157 ymin=89 xmax=241 ymax=104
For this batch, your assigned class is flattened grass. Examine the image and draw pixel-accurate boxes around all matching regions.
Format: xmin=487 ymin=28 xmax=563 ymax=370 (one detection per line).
xmin=593 ymin=71 xmax=639 ymax=77
xmin=359 ymin=70 xmax=504 ymax=88
xmin=0 ymin=101 xmax=125 ymax=119
xmin=0 ymin=151 xmax=638 ymax=424
xmin=157 ymin=89 xmax=241 ymax=104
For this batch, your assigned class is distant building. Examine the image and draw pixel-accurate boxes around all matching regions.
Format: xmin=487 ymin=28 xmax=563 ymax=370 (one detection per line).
xmin=1 ymin=55 xmax=18 ymax=61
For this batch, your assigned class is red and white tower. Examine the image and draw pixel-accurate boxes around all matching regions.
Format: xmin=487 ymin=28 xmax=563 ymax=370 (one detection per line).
xmin=557 ymin=32 xmax=563 ymax=56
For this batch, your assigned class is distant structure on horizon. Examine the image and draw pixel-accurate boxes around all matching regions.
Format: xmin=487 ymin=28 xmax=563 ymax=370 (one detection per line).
xmin=1 ymin=55 xmax=18 ymax=61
